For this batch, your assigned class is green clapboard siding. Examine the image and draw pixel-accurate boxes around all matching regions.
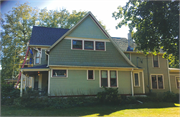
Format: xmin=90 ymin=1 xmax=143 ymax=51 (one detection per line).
xmin=67 ymin=16 xmax=108 ymax=39
xmin=49 ymin=39 xmax=132 ymax=67
xmin=118 ymin=71 xmax=131 ymax=94
xmin=50 ymin=70 xmax=104 ymax=96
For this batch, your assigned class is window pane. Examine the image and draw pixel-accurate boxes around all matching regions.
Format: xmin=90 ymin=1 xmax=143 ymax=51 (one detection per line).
xmin=73 ymin=40 xmax=82 ymax=49
xmin=36 ymin=58 xmax=39 ymax=64
xmin=101 ymin=71 xmax=107 ymax=78
xmin=101 ymin=78 xmax=108 ymax=87
xmin=158 ymin=75 xmax=163 ymax=89
xmin=110 ymin=71 xmax=116 ymax=78
xmin=110 ymin=79 xmax=117 ymax=87
xmin=84 ymin=41 xmax=94 ymax=50
xmin=134 ymin=73 xmax=139 ymax=86
xmin=96 ymin=42 xmax=104 ymax=50
xmin=152 ymin=75 xmax=157 ymax=89
xmin=88 ymin=70 xmax=93 ymax=79
xmin=53 ymin=70 xmax=66 ymax=77
xmin=176 ymin=77 xmax=180 ymax=88
xmin=125 ymin=53 xmax=130 ymax=59
xmin=153 ymin=55 xmax=159 ymax=67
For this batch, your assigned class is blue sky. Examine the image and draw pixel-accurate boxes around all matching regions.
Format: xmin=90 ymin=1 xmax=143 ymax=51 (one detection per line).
xmin=1 ymin=0 xmax=130 ymax=38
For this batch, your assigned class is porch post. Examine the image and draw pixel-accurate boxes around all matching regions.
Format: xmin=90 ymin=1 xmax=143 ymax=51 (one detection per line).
xmin=20 ymin=70 xmax=23 ymax=97
xmin=131 ymin=69 xmax=134 ymax=96
xmin=142 ymin=71 xmax=145 ymax=94
xmin=48 ymin=70 xmax=51 ymax=96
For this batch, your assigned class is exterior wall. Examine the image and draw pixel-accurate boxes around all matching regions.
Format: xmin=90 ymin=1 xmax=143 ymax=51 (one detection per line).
xmin=49 ymin=69 xmax=136 ymax=96
xmin=133 ymin=71 xmax=144 ymax=94
xmin=67 ymin=16 xmax=108 ymax=39
xmin=170 ymin=73 xmax=180 ymax=94
xmin=49 ymin=39 xmax=132 ymax=67
xmin=130 ymin=53 xmax=170 ymax=94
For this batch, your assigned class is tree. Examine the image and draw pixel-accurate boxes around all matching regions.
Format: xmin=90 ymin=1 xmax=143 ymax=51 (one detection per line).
xmin=112 ymin=0 xmax=179 ymax=67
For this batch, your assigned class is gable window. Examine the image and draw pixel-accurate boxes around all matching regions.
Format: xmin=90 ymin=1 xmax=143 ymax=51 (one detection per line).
xmin=87 ymin=70 xmax=94 ymax=80
xmin=134 ymin=73 xmax=140 ymax=87
xmin=35 ymin=48 xmax=41 ymax=64
xmin=72 ymin=40 xmax=82 ymax=49
xmin=153 ymin=55 xmax=159 ymax=67
xmin=151 ymin=75 xmax=164 ymax=89
xmin=110 ymin=71 xmax=117 ymax=87
xmin=84 ymin=41 xmax=94 ymax=50
xmin=52 ymin=70 xmax=67 ymax=77
xmin=176 ymin=77 xmax=180 ymax=89
xmin=101 ymin=70 xmax=108 ymax=87
xmin=96 ymin=42 xmax=105 ymax=50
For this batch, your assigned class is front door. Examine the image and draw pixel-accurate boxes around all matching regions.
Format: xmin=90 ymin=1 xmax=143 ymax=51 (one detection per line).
xmin=34 ymin=75 xmax=39 ymax=90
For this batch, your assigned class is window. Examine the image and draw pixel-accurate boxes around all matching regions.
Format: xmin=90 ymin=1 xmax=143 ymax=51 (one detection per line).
xmin=96 ymin=42 xmax=105 ymax=50
xmin=100 ymin=70 xmax=118 ymax=87
xmin=35 ymin=49 xmax=41 ymax=64
xmin=101 ymin=70 xmax=108 ymax=87
xmin=134 ymin=73 xmax=140 ymax=87
xmin=87 ymin=70 xmax=94 ymax=80
xmin=52 ymin=70 xmax=67 ymax=77
xmin=110 ymin=71 xmax=117 ymax=87
xmin=176 ymin=77 xmax=180 ymax=89
xmin=153 ymin=55 xmax=159 ymax=67
xmin=84 ymin=41 xmax=94 ymax=50
xmin=72 ymin=40 xmax=82 ymax=49
xmin=125 ymin=53 xmax=130 ymax=60
xmin=151 ymin=75 xmax=164 ymax=89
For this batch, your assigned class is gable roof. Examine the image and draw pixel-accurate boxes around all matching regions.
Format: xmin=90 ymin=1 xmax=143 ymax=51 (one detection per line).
xmin=48 ymin=11 xmax=136 ymax=68
xmin=29 ymin=26 xmax=69 ymax=46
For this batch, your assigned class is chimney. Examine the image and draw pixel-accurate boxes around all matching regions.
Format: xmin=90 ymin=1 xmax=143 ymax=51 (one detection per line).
xmin=128 ymin=31 xmax=132 ymax=47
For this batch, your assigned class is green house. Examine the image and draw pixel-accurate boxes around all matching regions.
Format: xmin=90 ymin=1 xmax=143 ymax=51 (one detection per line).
xmin=20 ymin=12 xmax=179 ymax=97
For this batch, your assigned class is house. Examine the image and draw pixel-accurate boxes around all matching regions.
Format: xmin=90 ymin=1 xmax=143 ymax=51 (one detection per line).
xmin=19 ymin=12 xmax=179 ymax=97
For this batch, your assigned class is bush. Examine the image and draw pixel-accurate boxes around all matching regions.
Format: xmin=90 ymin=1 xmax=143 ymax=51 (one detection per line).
xmin=162 ymin=91 xmax=177 ymax=103
xmin=97 ymin=87 xmax=121 ymax=104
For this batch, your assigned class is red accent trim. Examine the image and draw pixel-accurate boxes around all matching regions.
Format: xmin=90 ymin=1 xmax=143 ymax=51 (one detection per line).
xmin=15 ymin=46 xmax=30 ymax=89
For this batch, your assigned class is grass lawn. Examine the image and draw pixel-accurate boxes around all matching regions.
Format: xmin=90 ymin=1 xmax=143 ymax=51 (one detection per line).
xmin=1 ymin=102 xmax=180 ymax=117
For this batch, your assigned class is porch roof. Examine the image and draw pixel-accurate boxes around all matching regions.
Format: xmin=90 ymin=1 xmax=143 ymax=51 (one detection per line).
xmin=21 ymin=64 xmax=49 ymax=71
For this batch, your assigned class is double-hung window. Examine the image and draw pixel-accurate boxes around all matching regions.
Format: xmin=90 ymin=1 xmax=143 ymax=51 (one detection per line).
xmin=153 ymin=55 xmax=159 ymax=67
xmin=101 ymin=70 xmax=117 ymax=87
xmin=134 ymin=73 xmax=140 ymax=87
xmin=87 ymin=70 xmax=94 ymax=80
xmin=151 ymin=75 xmax=164 ymax=89
xmin=52 ymin=70 xmax=67 ymax=77
xmin=176 ymin=77 xmax=180 ymax=89
xmin=84 ymin=41 xmax=94 ymax=50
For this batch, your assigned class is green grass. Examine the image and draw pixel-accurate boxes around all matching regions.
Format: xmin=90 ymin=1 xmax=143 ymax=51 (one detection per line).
xmin=1 ymin=102 xmax=180 ymax=116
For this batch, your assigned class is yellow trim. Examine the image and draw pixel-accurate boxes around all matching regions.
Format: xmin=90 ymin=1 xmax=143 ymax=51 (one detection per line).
xmin=150 ymin=74 xmax=165 ymax=89
xmin=21 ymin=69 xmax=49 ymax=71
xmin=133 ymin=72 xmax=140 ymax=87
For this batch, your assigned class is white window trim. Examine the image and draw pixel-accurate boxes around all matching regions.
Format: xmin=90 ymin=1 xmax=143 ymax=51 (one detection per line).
xmin=99 ymin=70 xmax=118 ymax=88
xmin=51 ymin=69 xmax=68 ymax=78
xmin=71 ymin=39 xmax=106 ymax=51
xmin=175 ymin=76 xmax=180 ymax=89
xmin=87 ymin=70 xmax=95 ymax=80
xmin=133 ymin=72 xmax=140 ymax=87
xmin=152 ymin=55 xmax=160 ymax=68
xmin=34 ymin=48 xmax=42 ymax=65
xmin=150 ymin=74 xmax=165 ymax=89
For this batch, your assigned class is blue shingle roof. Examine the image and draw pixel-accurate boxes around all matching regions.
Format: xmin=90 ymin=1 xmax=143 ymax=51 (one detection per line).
xmin=29 ymin=26 xmax=69 ymax=46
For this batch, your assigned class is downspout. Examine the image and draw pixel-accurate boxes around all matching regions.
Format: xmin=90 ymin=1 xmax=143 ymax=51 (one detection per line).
xmin=146 ymin=55 xmax=151 ymax=93
xmin=131 ymin=68 xmax=134 ymax=96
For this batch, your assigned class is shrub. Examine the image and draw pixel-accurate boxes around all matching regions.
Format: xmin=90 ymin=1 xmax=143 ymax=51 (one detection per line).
xmin=162 ymin=91 xmax=177 ymax=103
xmin=97 ymin=87 xmax=121 ymax=104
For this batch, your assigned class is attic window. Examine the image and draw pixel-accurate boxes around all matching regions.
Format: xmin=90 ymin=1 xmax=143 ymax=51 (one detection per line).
xmin=72 ymin=40 xmax=82 ymax=49
xmin=96 ymin=42 xmax=105 ymax=50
